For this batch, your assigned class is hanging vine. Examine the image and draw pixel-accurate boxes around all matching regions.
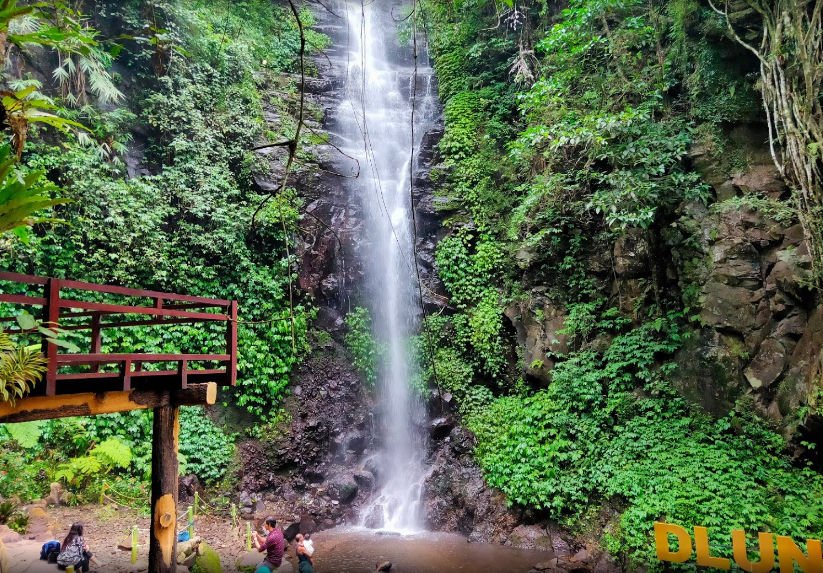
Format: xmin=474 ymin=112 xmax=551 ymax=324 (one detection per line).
xmin=709 ymin=0 xmax=823 ymax=287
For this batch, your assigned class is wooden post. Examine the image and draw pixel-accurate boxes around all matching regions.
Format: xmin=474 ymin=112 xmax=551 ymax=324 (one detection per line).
xmin=149 ymin=399 xmax=179 ymax=573
xmin=227 ymin=300 xmax=238 ymax=386
xmin=43 ymin=278 xmax=61 ymax=396
xmin=89 ymin=312 xmax=102 ymax=373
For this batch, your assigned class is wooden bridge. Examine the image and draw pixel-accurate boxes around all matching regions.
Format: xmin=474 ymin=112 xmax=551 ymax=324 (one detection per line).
xmin=0 ymin=271 xmax=239 ymax=573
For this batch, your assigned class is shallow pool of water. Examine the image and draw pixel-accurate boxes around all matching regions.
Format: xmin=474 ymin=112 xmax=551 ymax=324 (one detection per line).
xmin=306 ymin=528 xmax=553 ymax=573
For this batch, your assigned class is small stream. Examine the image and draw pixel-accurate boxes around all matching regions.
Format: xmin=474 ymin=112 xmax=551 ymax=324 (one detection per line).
xmin=303 ymin=529 xmax=553 ymax=573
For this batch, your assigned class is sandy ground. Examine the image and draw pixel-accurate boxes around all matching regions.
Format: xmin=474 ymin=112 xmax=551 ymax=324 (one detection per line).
xmin=2 ymin=504 xmax=554 ymax=573
xmin=1 ymin=504 xmax=292 ymax=573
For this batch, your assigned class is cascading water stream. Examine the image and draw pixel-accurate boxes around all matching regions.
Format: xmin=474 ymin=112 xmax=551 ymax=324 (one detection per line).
xmin=330 ymin=0 xmax=437 ymax=533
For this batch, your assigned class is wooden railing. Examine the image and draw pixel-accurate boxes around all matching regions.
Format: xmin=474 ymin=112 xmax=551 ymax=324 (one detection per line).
xmin=0 ymin=272 xmax=237 ymax=396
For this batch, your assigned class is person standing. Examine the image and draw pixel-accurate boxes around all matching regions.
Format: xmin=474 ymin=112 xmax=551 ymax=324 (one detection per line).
xmin=253 ymin=516 xmax=285 ymax=573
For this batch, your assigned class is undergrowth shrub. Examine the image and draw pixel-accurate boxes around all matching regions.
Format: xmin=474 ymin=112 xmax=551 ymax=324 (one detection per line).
xmin=467 ymin=315 xmax=823 ymax=568
xmin=344 ymin=307 xmax=382 ymax=386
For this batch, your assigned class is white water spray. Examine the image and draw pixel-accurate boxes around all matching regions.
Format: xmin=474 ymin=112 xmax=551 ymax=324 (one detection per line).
xmin=331 ymin=0 xmax=437 ymax=533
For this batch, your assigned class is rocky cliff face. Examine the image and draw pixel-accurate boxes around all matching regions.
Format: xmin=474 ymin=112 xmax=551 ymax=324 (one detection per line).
xmin=234 ymin=338 xmax=377 ymax=528
xmin=502 ymin=125 xmax=822 ymax=449
xmin=233 ymin=0 xmax=454 ymax=530
xmin=240 ymin=4 xmax=821 ymax=557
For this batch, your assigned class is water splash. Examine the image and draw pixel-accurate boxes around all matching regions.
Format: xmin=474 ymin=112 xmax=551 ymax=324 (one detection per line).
xmin=330 ymin=0 xmax=437 ymax=533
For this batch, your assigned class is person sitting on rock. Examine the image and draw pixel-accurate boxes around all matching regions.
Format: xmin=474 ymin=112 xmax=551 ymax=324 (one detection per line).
xmin=294 ymin=534 xmax=315 ymax=573
xmin=56 ymin=523 xmax=92 ymax=572
xmin=253 ymin=516 xmax=285 ymax=572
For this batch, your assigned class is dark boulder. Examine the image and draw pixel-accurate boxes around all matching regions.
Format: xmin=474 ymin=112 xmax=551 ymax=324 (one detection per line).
xmin=429 ymin=417 xmax=455 ymax=440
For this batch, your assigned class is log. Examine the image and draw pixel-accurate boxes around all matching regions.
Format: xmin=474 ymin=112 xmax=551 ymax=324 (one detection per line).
xmin=149 ymin=399 xmax=179 ymax=573
xmin=0 ymin=383 xmax=217 ymax=423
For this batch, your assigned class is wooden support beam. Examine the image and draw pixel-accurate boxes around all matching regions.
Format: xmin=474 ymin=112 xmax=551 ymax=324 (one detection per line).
xmin=90 ymin=313 xmax=102 ymax=373
xmin=0 ymin=383 xmax=217 ymax=423
xmin=149 ymin=398 xmax=179 ymax=573
xmin=44 ymin=278 xmax=60 ymax=396
xmin=227 ymin=301 xmax=238 ymax=386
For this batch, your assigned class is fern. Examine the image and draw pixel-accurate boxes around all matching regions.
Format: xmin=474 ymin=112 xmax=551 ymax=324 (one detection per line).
xmin=53 ymin=50 xmax=124 ymax=107
xmin=0 ymin=332 xmax=47 ymax=405
xmin=55 ymin=437 xmax=132 ymax=486
xmin=92 ymin=437 xmax=132 ymax=469
xmin=3 ymin=420 xmax=43 ymax=448
xmin=55 ymin=455 xmax=102 ymax=484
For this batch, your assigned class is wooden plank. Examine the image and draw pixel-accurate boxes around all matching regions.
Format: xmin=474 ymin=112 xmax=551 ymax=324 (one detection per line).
xmin=44 ymin=279 xmax=60 ymax=396
xmin=90 ymin=313 xmax=102 ymax=373
xmin=0 ymin=293 xmax=46 ymax=306
xmin=55 ymin=368 xmax=225 ymax=381
xmin=0 ymin=383 xmax=217 ymax=423
xmin=178 ymin=360 xmax=188 ymax=389
xmin=227 ymin=301 xmax=238 ymax=386
xmin=56 ymin=353 xmax=230 ymax=364
xmin=122 ymin=359 xmax=132 ymax=391
xmin=58 ymin=300 xmax=229 ymax=321
xmin=55 ymin=317 xmax=204 ymax=331
xmin=149 ymin=399 xmax=179 ymax=573
xmin=59 ymin=278 xmax=230 ymax=306
xmin=0 ymin=272 xmax=48 ymax=285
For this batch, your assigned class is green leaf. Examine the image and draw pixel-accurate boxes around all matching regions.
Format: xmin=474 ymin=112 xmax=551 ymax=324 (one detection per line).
xmin=15 ymin=312 xmax=35 ymax=331
xmin=4 ymin=420 xmax=44 ymax=448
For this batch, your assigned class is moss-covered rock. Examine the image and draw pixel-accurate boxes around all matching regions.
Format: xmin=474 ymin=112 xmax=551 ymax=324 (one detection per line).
xmin=191 ymin=541 xmax=222 ymax=573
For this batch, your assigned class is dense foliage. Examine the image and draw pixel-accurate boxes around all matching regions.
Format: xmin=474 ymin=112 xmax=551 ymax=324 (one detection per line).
xmin=469 ymin=314 xmax=823 ymax=567
xmin=419 ymin=0 xmax=822 ymax=566
xmin=344 ymin=306 xmax=382 ymax=386
xmin=0 ymin=406 xmax=234 ymax=504
xmin=2 ymin=0 xmax=322 ymax=417
xmin=0 ymin=0 xmax=325 ymax=492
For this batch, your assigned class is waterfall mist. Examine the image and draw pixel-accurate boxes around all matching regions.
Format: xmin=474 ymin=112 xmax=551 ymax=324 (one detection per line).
xmin=330 ymin=0 xmax=437 ymax=532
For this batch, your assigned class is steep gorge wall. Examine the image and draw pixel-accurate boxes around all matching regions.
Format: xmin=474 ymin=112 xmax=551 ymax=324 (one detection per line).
xmin=504 ymin=125 xmax=823 ymax=445
xmin=240 ymin=2 xmax=823 ymax=565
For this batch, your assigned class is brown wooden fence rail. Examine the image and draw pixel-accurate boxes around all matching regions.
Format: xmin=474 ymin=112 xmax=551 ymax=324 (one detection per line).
xmin=0 ymin=271 xmax=238 ymax=397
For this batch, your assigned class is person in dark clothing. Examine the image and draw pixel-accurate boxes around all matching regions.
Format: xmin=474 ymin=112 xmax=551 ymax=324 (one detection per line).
xmin=253 ymin=516 xmax=285 ymax=573
xmin=57 ymin=523 xmax=92 ymax=572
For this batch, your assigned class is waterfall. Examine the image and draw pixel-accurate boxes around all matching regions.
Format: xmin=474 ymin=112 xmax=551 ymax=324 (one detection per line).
xmin=330 ymin=0 xmax=437 ymax=533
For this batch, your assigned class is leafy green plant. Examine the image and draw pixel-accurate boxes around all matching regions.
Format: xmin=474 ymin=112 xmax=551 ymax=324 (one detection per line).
xmin=55 ymin=437 xmax=133 ymax=486
xmin=3 ymin=420 xmax=43 ymax=448
xmin=0 ymin=330 xmax=46 ymax=405
xmin=6 ymin=510 xmax=27 ymax=534
xmin=0 ymin=500 xmax=15 ymax=523
xmin=467 ymin=312 xmax=823 ymax=567
xmin=179 ymin=407 xmax=235 ymax=484
xmin=344 ymin=307 xmax=382 ymax=386
xmin=0 ymin=143 xmax=67 ymax=239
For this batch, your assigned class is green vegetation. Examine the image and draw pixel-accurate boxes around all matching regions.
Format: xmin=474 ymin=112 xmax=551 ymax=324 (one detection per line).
xmin=0 ymin=0 xmax=820 ymax=568
xmin=191 ymin=541 xmax=223 ymax=573
xmin=0 ymin=406 xmax=234 ymax=504
xmin=468 ymin=314 xmax=823 ymax=567
xmin=418 ymin=0 xmax=823 ymax=566
xmin=0 ymin=0 xmax=324 ymax=497
xmin=344 ymin=306 xmax=383 ymax=385
xmin=4 ymin=0 xmax=321 ymax=417
xmin=0 ymin=500 xmax=28 ymax=534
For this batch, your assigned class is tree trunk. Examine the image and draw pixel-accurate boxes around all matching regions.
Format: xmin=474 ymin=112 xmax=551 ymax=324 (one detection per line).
xmin=149 ymin=399 xmax=179 ymax=573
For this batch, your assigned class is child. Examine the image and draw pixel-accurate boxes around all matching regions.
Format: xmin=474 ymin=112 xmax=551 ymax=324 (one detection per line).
xmin=294 ymin=534 xmax=314 ymax=573
xmin=302 ymin=533 xmax=314 ymax=558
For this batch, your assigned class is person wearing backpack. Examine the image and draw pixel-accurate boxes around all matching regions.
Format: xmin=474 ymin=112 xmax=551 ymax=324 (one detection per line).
xmin=40 ymin=540 xmax=61 ymax=563
xmin=56 ymin=523 xmax=93 ymax=572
